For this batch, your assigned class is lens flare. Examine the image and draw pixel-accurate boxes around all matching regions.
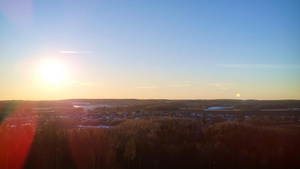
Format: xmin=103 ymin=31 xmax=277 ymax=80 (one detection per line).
xmin=0 ymin=103 xmax=37 ymax=169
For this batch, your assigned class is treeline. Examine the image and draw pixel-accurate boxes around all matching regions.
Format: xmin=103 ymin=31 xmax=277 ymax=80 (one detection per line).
xmin=1 ymin=100 xmax=300 ymax=114
xmin=90 ymin=100 xmax=300 ymax=112
xmin=23 ymin=117 xmax=76 ymax=169
xmin=1 ymin=116 xmax=298 ymax=169
xmin=105 ymin=118 xmax=300 ymax=169
xmin=0 ymin=100 xmax=72 ymax=110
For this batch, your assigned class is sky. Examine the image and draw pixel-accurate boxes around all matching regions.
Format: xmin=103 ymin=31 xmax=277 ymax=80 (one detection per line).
xmin=0 ymin=0 xmax=299 ymax=100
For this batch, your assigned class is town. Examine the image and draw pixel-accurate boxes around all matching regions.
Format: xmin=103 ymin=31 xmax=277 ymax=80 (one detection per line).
xmin=1 ymin=99 xmax=300 ymax=128
xmin=1 ymin=100 xmax=300 ymax=169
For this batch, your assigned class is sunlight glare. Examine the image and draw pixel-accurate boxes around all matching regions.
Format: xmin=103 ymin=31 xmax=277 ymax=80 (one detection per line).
xmin=40 ymin=61 xmax=67 ymax=84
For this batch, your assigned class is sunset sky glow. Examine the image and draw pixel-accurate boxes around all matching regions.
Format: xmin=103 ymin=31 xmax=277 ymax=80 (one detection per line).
xmin=0 ymin=0 xmax=299 ymax=100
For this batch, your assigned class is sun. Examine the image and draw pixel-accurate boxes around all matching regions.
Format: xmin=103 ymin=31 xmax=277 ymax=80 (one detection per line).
xmin=40 ymin=61 xmax=67 ymax=84
xmin=236 ymin=93 xmax=241 ymax=98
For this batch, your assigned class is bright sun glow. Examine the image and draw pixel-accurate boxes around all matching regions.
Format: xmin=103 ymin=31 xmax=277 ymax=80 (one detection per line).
xmin=40 ymin=61 xmax=67 ymax=84
xmin=236 ymin=93 xmax=241 ymax=98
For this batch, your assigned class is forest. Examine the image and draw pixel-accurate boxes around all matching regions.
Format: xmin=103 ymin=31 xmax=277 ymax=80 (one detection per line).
xmin=0 ymin=100 xmax=300 ymax=169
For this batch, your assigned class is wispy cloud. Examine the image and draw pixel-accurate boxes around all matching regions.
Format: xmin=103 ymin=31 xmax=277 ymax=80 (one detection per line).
xmin=60 ymin=51 xmax=93 ymax=54
xmin=60 ymin=51 xmax=78 ymax=54
xmin=210 ymin=83 xmax=235 ymax=90
xmin=210 ymin=83 xmax=228 ymax=90
xmin=215 ymin=64 xmax=300 ymax=69
xmin=137 ymin=86 xmax=158 ymax=89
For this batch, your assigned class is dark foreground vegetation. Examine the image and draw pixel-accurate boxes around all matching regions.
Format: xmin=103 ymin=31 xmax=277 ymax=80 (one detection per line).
xmin=0 ymin=100 xmax=300 ymax=169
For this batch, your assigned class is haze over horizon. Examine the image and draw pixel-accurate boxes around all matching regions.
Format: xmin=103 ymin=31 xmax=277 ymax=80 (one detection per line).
xmin=1 ymin=0 xmax=299 ymax=100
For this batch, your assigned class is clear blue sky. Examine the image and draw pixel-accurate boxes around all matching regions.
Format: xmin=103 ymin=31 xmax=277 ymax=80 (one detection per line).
xmin=0 ymin=0 xmax=299 ymax=100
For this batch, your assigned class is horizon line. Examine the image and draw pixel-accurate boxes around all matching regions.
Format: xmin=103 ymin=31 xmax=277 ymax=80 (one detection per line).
xmin=1 ymin=98 xmax=299 ymax=101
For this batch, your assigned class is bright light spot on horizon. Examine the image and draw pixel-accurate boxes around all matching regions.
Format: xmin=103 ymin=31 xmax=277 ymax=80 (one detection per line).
xmin=236 ymin=93 xmax=241 ymax=98
xmin=40 ymin=61 xmax=67 ymax=84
